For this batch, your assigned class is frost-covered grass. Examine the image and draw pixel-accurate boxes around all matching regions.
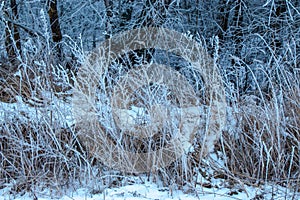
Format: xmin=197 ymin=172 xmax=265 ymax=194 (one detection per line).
xmin=219 ymin=69 xmax=300 ymax=187
xmin=1 ymin=0 xmax=299 ymax=199
xmin=0 ymin=33 xmax=299 ymax=200
xmin=0 ymin=63 xmax=299 ymax=199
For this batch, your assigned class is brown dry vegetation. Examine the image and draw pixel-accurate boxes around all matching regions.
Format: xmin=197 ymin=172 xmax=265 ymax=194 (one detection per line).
xmin=0 ymin=56 xmax=299 ymax=196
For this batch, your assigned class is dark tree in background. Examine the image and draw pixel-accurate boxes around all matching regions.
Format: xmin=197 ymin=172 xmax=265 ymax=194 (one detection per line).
xmin=104 ymin=0 xmax=113 ymax=39
xmin=216 ymin=0 xmax=230 ymax=42
xmin=3 ymin=0 xmax=21 ymax=65
xmin=0 ymin=0 xmax=299 ymax=96
xmin=103 ymin=0 xmax=171 ymax=67
xmin=270 ymin=0 xmax=287 ymax=54
xmin=47 ymin=0 xmax=63 ymax=59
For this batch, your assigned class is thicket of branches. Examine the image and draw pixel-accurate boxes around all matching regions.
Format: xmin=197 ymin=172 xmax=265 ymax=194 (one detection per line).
xmin=0 ymin=0 xmax=299 ymax=196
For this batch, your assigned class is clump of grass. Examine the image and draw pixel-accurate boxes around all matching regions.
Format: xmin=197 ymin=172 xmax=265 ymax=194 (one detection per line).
xmin=0 ymin=114 xmax=82 ymax=192
xmin=217 ymin=68 xmax=299 ymax=192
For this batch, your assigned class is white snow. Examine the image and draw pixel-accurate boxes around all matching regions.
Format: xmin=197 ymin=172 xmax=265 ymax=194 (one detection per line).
xmin=0 ymin=177 xmax=298 ymax=200
xmin=0 ymin=94 xmax=73 ymax=128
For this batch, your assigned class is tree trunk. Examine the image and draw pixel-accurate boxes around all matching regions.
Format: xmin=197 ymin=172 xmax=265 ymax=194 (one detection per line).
xmin=48 ymin=0 xmax=62 ymax=43
xmin=232 ymin=0 xmax=243 ymax=55
xmin=217 ymin=0 xmax=230 ymax=42
xmin=48 ymin=0 xmax=63 ymax=57
xmin=104 ymin=0 xmax=113 ymax=39
xmin=4 ymin=0 xmax=21 ymax=64
xmin=271 ymin=0 xmax=287 ymax=54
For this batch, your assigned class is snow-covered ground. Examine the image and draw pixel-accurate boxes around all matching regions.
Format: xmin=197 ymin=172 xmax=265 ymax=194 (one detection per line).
xmin=1 ymin=175 xmax=298 ymax=200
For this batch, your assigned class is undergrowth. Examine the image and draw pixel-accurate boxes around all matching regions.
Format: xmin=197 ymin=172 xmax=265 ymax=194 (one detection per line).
xmin=0 ymin=39 xmax=299 ymax=198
